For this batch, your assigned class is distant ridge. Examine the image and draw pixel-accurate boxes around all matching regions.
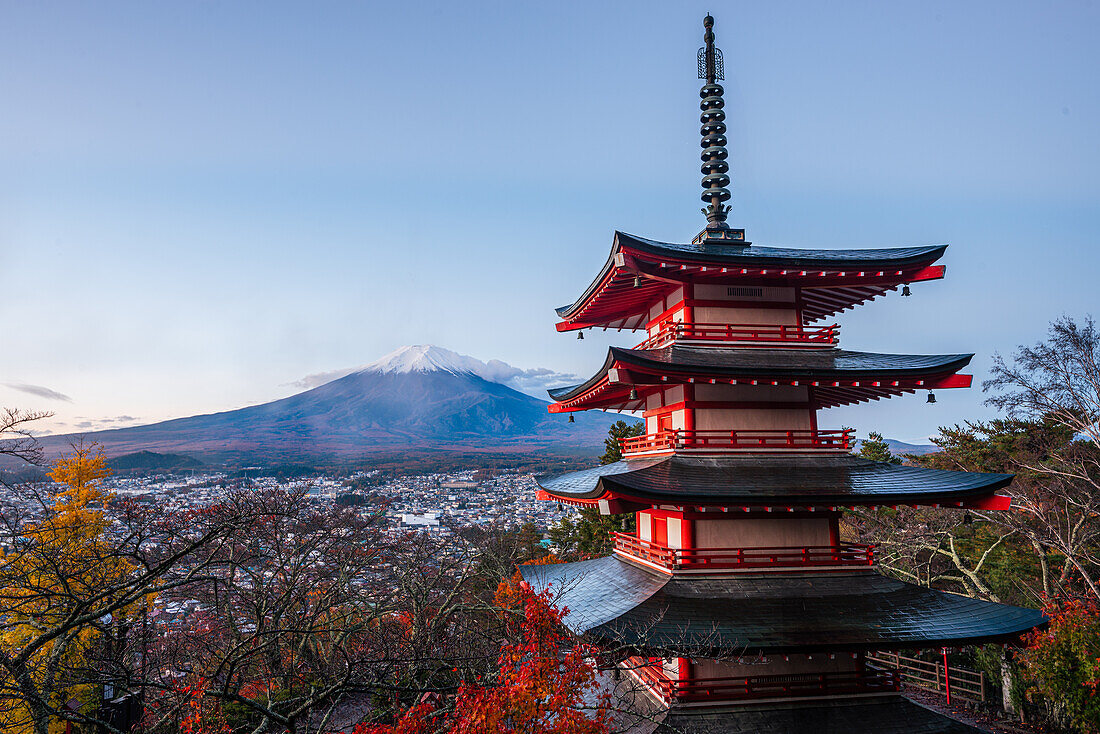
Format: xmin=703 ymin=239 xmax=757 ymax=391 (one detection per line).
xmin=854 ymin=438 xmax=939 ymax=456
xmin=25 ymin=346 xmax=624 ymax=465
xmin=107 ymin=451 xmax=208 ymax=474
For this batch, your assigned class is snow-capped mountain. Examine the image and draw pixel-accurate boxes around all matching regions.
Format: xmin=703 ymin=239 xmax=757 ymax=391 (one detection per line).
xmin=292 ymin=345 xmax=580 ymax=398
xmin=361 ymin=345 xmax=499 ymax=376
xmin=29 ymin=346 xmax=618 ymax=463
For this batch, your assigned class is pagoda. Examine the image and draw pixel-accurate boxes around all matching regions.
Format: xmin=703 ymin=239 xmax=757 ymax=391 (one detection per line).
xmin=522 ymin=16 xmax=1045 ymax=733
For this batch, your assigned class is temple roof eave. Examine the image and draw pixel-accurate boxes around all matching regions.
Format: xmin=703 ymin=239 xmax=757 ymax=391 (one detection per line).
xmin=535 ymin=454 xmax=1014 ymax=507
xmin=554 ymin=232 xmax=949 ymax=326
xmin=547 ymin=347 xmax=974 ymax=406
xmin=520 ymin=557 xmax=1046 ymax=655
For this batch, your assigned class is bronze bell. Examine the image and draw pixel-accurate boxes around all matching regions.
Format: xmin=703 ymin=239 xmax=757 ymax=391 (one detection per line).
xmin=902 ymin=285 xmax=912 ymax=297
xmin=633 ymin=276 xmax=643 ymax=288
xmin=577 ymin=331 xmax=584 ymax=340
xmin=568 ymin=414 xmax=575 ymax=423
xmin=629 ymin=388 xmax=639 ymax=400
xmin=927 ymin=391 xmax=936 ymax=404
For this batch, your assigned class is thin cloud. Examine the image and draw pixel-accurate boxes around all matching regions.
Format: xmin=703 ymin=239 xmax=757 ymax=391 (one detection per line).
xmin=5 ymin=383 xmax=72 ymax=402
xmin=288 ymin=368 xmax=355 ymax=390
xmin=288 ymin=350 xmax=580 ymax=399
xmin=70 ymin=415 xmax=141 ymax=431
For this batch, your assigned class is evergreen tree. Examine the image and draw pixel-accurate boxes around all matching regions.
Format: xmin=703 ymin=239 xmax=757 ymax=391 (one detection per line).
xmin=599 ymin=420 xmax=644 ymax=465
xmin=859 ymin=431 xmax=901 ymax=464
xmin=550 ymin=420 xmax=644 ymax=558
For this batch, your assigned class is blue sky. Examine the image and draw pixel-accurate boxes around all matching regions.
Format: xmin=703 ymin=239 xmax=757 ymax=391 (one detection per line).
xmin=1 ymin=1 xmax=1097 ymax=443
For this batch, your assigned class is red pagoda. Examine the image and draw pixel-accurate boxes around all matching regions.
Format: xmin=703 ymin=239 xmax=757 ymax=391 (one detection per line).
xmin=522 ymin=15 xmax=1045 ymax=733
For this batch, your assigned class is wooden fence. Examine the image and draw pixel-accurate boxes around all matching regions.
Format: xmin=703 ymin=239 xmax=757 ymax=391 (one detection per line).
xmin=868 ymin=651 xmax=986 ymax=703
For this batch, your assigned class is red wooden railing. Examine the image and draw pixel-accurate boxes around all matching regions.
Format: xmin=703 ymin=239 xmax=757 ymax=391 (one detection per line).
xmin=620 ymin=428 xmax=854 ymax=455
xmin=635 ymin=322 xmax=839 ymax=350
xmin=612 ymin=533 xmax=875 ymax=571
xmin=626 ymin=657 xmax=900 ymax=703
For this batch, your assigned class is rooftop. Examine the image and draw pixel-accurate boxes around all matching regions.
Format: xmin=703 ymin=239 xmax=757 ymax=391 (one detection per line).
xmin=548 ymin=346 xmax=973 ymax=412
xmin=537 ymin=454 xmax=1012 ymax=509
xmin=521 ymin=557 xmax=1045 ymax=655
xmin=555 ymin=232 xmax=948 ymax=330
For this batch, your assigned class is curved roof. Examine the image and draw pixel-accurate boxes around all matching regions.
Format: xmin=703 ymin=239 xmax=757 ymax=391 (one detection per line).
xmin=614 ymin=232 xmax=947 ymax=269
xmin=521 ymin=557 xmax=1045 ymax=654
xmin=551 ymin=347 xmax=971 ymax=401
xmin=548 ymin=346 xmax=973 ymax=411
xmin=538 ymin=454 xmax=1013 ymax=507
xmin=555 ymin=232 xmax=948 ymax=329
xmin=652 ymin=697 xmax=988 ymax=734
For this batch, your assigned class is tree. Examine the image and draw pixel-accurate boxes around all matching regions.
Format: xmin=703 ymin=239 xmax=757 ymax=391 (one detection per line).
xmin=599 ymin=420 xmax=644 ymax=465
xmin=0 ymin=408 xmax=51 ymax=468
xmin=920 ymin=418 xmax=1094 ymax=603
xmin=858 ymin=431 xmax=901 ymax=464
xmin=142 ymin=487 xmax=390 ymax=734
xmin=1017 ymin=598 xmax=1100 ymax=732
xmin=983 ymin=315 xmax=1100 ymax=600
xmin=549 ymin=508 xmax=633 ymax=560
xmin=548 ymin=421 xmax=642 ymax=560
xmin=0 ymin=443 xmax=248 ymax=734
xmin=0 ymin=442 xmax=120 ymax=733
xmin=355 ymin=586 xmax=609 ymax=734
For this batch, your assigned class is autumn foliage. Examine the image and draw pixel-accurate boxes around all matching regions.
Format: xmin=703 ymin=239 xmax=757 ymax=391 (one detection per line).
xmin=357 ymin=582 xmax=610 ymax=734
xmin=1017 ymin=598 xmax=1100 ymax=732
xmin=0 ymin=443 xmax=133 ymax=734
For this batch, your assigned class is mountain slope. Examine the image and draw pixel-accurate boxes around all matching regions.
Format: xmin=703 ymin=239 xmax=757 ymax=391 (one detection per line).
xmin=31 ymin=347 xmax=621 ymax=463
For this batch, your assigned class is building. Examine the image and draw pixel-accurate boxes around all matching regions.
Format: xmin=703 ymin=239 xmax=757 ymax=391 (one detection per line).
xmin=522 ymin=15 xmax=1045 ymax=733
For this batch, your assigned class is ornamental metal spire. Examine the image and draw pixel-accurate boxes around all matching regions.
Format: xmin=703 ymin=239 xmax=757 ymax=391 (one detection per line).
xmin=693 ymin=15 xmax=746 ymax=246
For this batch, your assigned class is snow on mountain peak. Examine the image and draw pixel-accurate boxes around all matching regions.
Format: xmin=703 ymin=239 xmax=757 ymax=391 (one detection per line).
xmin=290 ymin=345 xmax=581 ymax=398
xmin=359 ymin=345 xmax=483 ymax=376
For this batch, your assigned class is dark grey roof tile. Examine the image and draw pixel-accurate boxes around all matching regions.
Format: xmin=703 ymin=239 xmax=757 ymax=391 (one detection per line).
xmin=523 ymin=559 xmax=1044 ymax=654
xmin=539 ymin=454 xmax=1013 ymax=505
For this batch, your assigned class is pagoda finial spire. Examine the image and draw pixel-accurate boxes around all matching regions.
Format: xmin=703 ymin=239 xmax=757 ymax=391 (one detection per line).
xmin=694 ymin=15 xmax=745 ymax=246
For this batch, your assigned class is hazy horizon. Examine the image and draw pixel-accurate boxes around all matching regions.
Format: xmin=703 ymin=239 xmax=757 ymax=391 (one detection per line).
xmin=3 ymin=1 xmax=1098 ymax=445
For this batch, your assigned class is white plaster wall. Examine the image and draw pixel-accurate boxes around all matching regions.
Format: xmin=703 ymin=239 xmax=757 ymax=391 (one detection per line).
xmin=693 ymin=384 xmax=809 ymax=402
xmin=694 ymin=518 xmax=832 ymax=548
xmin=667 ymin=518 xmax=683 ymax=549
xmin=694 ymin=306 xmax=799 ymax=325
xmin=694 ymin=408 xmax=812 ymax=431
xmin=670 ymin=409 xmax=686 ymax=430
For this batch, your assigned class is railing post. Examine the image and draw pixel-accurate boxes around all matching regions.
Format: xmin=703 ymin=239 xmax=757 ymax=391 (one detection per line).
xmin=942 ymin=647 xmax=952 ymax=704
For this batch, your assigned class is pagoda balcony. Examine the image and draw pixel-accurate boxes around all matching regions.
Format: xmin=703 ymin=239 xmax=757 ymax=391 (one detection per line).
xmin=612 ymin=532 xmax=875 ymax=573
xmin=634 ymin=322 xmax=838 ymax=350
xmin=625 ymin=657 xmax=901 ymax=705
xmin=620 ymin=428 xmax=854 ymax=456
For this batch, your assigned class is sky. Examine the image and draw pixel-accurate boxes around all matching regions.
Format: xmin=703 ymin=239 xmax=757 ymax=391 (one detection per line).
xmin=1 ymin=1 xmax=1098 ymax=444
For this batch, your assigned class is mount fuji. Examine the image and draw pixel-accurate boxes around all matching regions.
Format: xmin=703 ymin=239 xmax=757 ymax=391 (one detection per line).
xmin=28 ymin=346 xmax=622 ymax=464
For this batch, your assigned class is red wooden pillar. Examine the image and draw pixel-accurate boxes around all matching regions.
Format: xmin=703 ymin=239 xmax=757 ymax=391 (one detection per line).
xmin=942 ymin=647 xmax=952 ymax=704
xmin=684 ymin=384 xmax=696 ymax=439
xmin=677 ymin=656 xmax=692 ymax=700
xmin=681 ymin=515 xmax=695 ymax=565
xmin=682 ymin=283 xmax=695 ymax=326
